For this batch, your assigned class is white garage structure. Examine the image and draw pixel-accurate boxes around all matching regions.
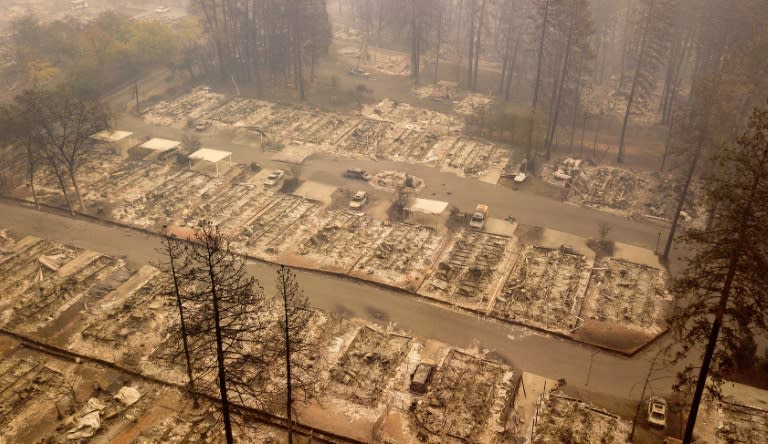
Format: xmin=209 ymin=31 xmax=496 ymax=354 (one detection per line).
xmin=90 ymin=130 xmax=139 ymax=155
xmin=188 ymin=148 xmax=232 ymax=176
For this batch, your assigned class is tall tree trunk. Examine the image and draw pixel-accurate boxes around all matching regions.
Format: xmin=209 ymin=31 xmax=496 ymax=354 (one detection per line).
xmin=595 ymin=24 xmax=607 ymax=83
xmin=663 ymin=38 xmax=689 ymax=124
xmin=661 ymin=36 xmax=689 ymax=124
xmin=455 ymin=0 xmax=464 ymax=82
xmin=410 ymin=2 xmax=421 ymax=84
xmin=466 ymin=0 xmax=476 ymax=89
xmin=545 ymin=7 xmax=576 ymax=160
xmin=207 ymin=257 xmax=234 ymax=444
xmin=664 ymin=79 xmax=716 ymax=259
xmin=472 ymin=0 xmax=486 ymax=91
xmin=433 ymin=4 xmax=443 ymax=84
xmin=498 ymin=29 xmax=511 ymax=94
xmin=568 ymin=66 xmax=583 ymax=152
xmin=26 ymin=142 xmax=39 ymax=210
xmin=663 ymin=136 xmax=701 ymax=259
xmin=617 ymin=1 xmax=653 ymax=164
xmin=592 ymin=112 xmax=603 ymax=159
xmin=504 ymin=35 xmax=520 ymax=102
xmin=69 ymin=170 xmax=86 ymax=213
xmin=659 ymin=37 xmax=678 ymax=118
xmin=527 ymin=0 xmax=551 ymax=161
xmin=660 ymin=126 xmax=672 ymax=172
xmin=51 ymin=161 xmax=74 ymax=215
xmin=619 ymin=0 xmax=633 ymax=90
xmin=280 ymin=273 xmax=295 ymax=443
xmin=295 ymin=37 xmax=304 ymax=101
xmin=163 ymin=233 xmax=198 ymax=408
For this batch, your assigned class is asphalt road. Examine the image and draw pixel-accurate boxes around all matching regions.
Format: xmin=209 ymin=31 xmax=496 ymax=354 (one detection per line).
xmin=0 ymin=200 xmax=681 ymax=409
xmin=117 ymin=112 xmax=673 ymax=254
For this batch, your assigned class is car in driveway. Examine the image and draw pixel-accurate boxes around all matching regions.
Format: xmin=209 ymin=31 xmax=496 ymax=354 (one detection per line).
xmin=263 ymin=170 xmax=285 ymax=188
xmin=469 ymin=204 xmax=489 ymax=229
xmin=349 ymin=191 xmax=368 ymax=210
xmin=647 ymin=396 xmax=667 ymax=428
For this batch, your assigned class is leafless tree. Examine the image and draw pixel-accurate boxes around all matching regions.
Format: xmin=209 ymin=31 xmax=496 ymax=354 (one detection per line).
xmin=180 ymin=222 xmax=272 ymax=443
xmin=158 ymin=227 xmax=199 ymax=408
xmin=0 ymin=96 xmax=41 ymax=209
xmin=274 ymin=266 xmax=318 ymax=444
xmin=23 ymin=84 xmax=110 ymax=214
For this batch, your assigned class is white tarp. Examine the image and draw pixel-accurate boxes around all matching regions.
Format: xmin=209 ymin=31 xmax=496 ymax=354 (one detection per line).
xmin=139 ymin=138 xmax=181 ymax=152
xmin=409 ymin=198 xmax=449 ymax=215
xmin=114 ymin=386 xmax=141 ymax=406
xmin=65 ymin=398 xmax=105 ymax=440
xmin=189 ymin=148 xmax=232 ymax=163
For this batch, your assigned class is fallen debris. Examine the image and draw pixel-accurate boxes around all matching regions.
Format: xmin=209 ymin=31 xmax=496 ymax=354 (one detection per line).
xmin=493 ymin=246 xmax=593 ymax=334
xmin=411 ymin=349 xmax=519 ymax=443
xmin=328 ymin=326 xmax=411 ymax=405
xmin=369 ymin=170 xmax=425 ymax=192
xmin=582 ymin=257 xmax=672 ymax=334
xmin=419 ymin=230 xmax=517 ymax=308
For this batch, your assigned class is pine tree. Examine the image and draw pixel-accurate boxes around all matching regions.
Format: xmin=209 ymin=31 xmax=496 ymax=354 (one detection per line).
xmin=669 ymin=101 xmax=768 ymax=443
xmin=616 ymin=0 xmax=675 ymax=163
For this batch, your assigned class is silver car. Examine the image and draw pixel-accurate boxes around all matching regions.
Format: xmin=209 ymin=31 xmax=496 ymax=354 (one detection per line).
xmin=263 ymin=170 xmax=285 ymax=188
xmin=647 ymin=397 xmax=667 ymax=428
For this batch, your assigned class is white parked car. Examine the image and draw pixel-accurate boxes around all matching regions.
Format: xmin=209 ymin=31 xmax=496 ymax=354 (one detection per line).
xmin=469 ymin=204 xmax=488 ymax=229
xmin=155 ymin=6 xmax=169 ymax=14
xmin=349 ymin=191 xmax=368 ymax=209
xmin=263 ymin=170 xmax=285 ymax=188
xmin=647 ymin=397 xmax=667 ymax=428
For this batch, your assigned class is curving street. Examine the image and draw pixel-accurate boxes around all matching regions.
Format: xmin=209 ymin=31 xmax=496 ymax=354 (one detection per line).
xmin=1 ymin=199 xmax=684 ymax=413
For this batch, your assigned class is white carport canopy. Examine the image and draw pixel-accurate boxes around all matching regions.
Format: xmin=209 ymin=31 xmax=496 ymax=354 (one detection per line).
xmin=138 ymin=138 xmax=181 ymax=152
xmin=91 ymin=130 xmax=133 ymax=143
xmin=409 ymin=198 xmax=449 ymax=215
xmin=188 ymin=148 xmax=232 ymax=176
